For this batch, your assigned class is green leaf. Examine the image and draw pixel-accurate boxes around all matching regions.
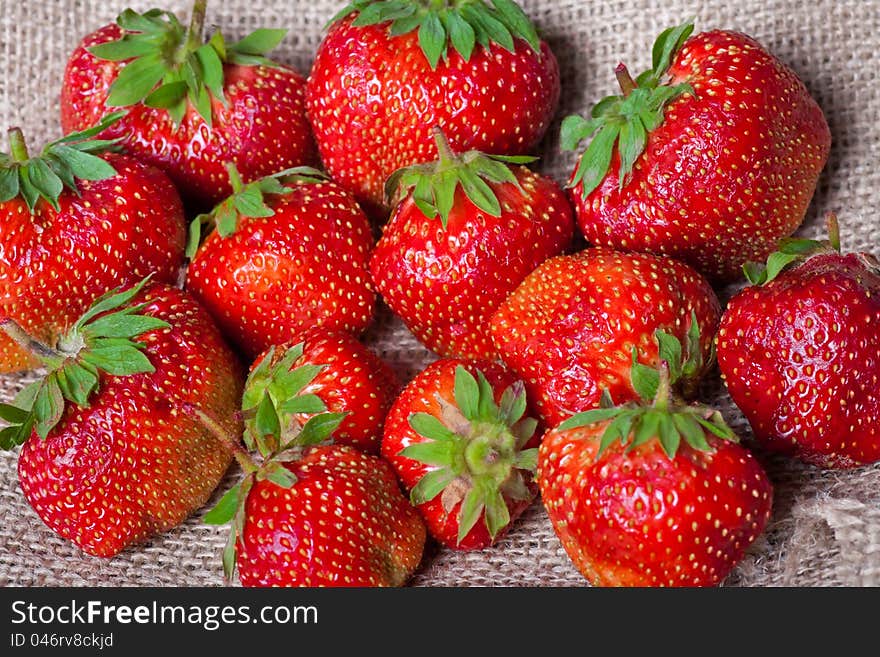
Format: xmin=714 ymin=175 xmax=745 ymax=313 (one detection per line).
xmin=434 ymin=169 xmax=459 ymax=227
xmin=293 ymin=412 xmax=347 ymax=447
xmin=278 ymin=394 xmax=327 ymax=415
xmin=674 ymin=414 xmax=711 ymax=452
xmin=743 ymin=261 xmax=766 ymax=285
xmin=456 ymin=486 xmax=485 ymax=543
xmin=459 ymin=165 xmax=501 ymax=216
xmin=762 ymin=251 xmax=802 ymax=284
xmin=514 ymin=447 xmax=538 ymax=473
xmin=490 ymin=0 xmax=540 ymax=52
xmin=651 ymin=20 xmax=694 ymax=79
xmin=410 ymin=467 xmax=457 ymax=505
xmin=443 ymin=10 xmax=476 ymax=61
xmin=453 ymin=366 xmax=480 ymax=421
xmin=0 ymin=403 xmax=29 ymax=424
xmin=116 ymin=8 xmax=171 ymax=34
xmin=408 ymin=412 xmax=456 ymax=442
xmin=13 ymin=381 xmax=41 ymax=411
xmin=220 ymin=529 xmax=237 ymax=582
xmin=390 ymin=13 xmax=425 ymax=36
xmin=18 ymin=166 xmax=40 ymax=211
xmin=483 ymin=486 xmax=511 ymax=538
xmin=596 ymin=411 xmax=635 ymax=458
xmin=631 ymin=411 xmax=660 ymax=448
xmin=234 ymin=186 xmax=275 ymax=218
xmin=0 ymin=166 xmax=20 ymax=202
xmin=616 ymin=116 xmax=647 ymax=188
xmin=271 ymin=363 xmax=324 ymax=403
xmin=558 ymin=407 xmax=622 ymax=431
xmin=399 ymin=440 xmax=455 ymax=468
xmin=80 ymin=339 xmax=154 ymax=376
xmin=631 ymin=348 xmax=660 ymax=401
xmin=657 ymin=415 xmax=680 ymax=458
xmin=560 ymin=115 xmax=601 ymax=152
xmin=143 ymin=80 xmax=188 ymax=110
xmin=51 ymin=111 xmax=127 ymax=145
xmin=214 ymin=202 xmax=239 ymax=238
xmin=204 ymin=483 xmax=241 ymax=525
xmin=655 ymin=329 xmax=683 ymax=383
xmin=696 ymin=412 xmax=736 ymax=440
xmin=33 ymin=374 xmax=65 ymax=440
xmin=55 ymin=362 xmax=98 ymax=408
xmin=262 ymin=464 xmax=298 ymax=488
xmin=461 ymin=4 xmax=514 ymax=52
xmin=475 ymin=371 xmax=499 ymax=420
xmin=418 ymin=12 xmax=447 ymax=69
xmin=83 ymin=310 xmax=167 ymax=340
xmin=195 ymin=44 xmax=225 ymax=102
xmin=188 ymin=79 xmax=213 ymax=127
xmin=186 ymin=216 xmax=204 ymax=259
xmin=254 ymin=393 xmax=281 ymax=438
xmin=498 ymin=381 xmax=527 ymax=425
xmin=230 ymin=28 xmax=287 ymax=56
xmin=106 ymin=54 xmax=166 ymax=107
xmin=49 ymin=146 xmax=116 ymax=182
xmin=570 ymin=122 xmax=620 ymax=198
xmin=25 ymin=160 xmax=63 ymax=211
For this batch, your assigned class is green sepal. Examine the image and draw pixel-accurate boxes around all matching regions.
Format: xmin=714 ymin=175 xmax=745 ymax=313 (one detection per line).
xmin=91 ymin=7 xmax=288 ymax=126
xmin=742 ymin=218 xmax=841 ymax=285
xmin=385 ymin=128 xmax=537 ymax=227
xmin=0 ymin=276 xmax=165 ymax=447
xmin=187 ymin=165 xmax=327 ymax=258
xmin=331 ymin=0 xmax=541 ymax=69
xmin=205 ymin=472 xmax=255 ymax=583
xmin=1 ymin=113 xmax=125 ymax=212
xmin=204 ymin=482 xmax=241 ymax=525
xmin=563 ymin=19 xmax=697 ymax=198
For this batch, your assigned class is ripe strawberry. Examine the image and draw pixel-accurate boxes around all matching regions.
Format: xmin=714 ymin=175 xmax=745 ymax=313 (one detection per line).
xmin=490 ymin=247 xmax=720 ymax=426
xmin=246 ymin=331 xmax=399 ymax=454
xmin=307 ymin=1 xmax=560 ymax=213
xmin=195 ymin=349 xmax=425 ymax=587
xmin=0 ymin=116 xmax=186 ymax=373
xmin=382 ymin=358 xmax=539 ymax=550
xmin=717 ymin=217 xmax=880 ymax=468
xmin=561 ymin=20 xmax=830 ymax=281
xmin=538 ymin=339 xmax=773 ymax=587
xmin=0 ymin=279 xmax=244 ymax=557
xmin=60 ymin=2 xmax=316 ymax=208
xmin=371 ymin=129 xmax=574 ymax=359
xmin=185 ymin=166 xmax=376 ymax=358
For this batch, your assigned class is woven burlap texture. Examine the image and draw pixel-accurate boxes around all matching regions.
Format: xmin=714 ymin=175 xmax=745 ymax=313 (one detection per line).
xmin=0 ymin=0 xmax=878 ymax=587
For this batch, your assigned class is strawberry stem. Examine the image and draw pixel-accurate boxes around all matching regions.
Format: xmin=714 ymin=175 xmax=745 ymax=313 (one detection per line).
xmin=615 ymin=63 xmax=637 ymax=97
xmin=7 ymin=128 xmax=30 ymax=163
xmin=432 ymin=126 xmax=458 ymax=167
xmin=185 ymin=0 xmax=208 ymax=53
xmin=826 ymin=212 xmax=841 ymax=252
xmin=653 ymin=361 xmax=671 ymax=412
xmin=0 ymin=319 xmax=65 ymax=366
xmin=183 ymin=402 xmax=258 ymax=474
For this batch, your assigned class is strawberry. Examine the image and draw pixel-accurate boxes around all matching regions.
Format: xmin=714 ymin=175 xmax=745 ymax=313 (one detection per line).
xmin=717 ymin=217 xmax=880 ymax=469
xmin=185 ymin=166 xmax=376 ymax=358
xmin=538 ymin=337 xmax=773 ymax=587
xmin=246 ymin=330 xmax=399 ymax=454
xmin=0 ymin=116 xmax=186 ymax=373
xmin=194 ymin=344 xmax=425 ymax=587
xmin=0 ymin=279 xmax=244 ymax=557
xmin=490 ymin=247 xmax=720 ymax=426
xmin=371 ymin=129 xmax=574 ymax=359
xmin=60 ymin=2 xmax=316 ymax=208
xmin=561 ymin=20 xmax=830 ymax=281
xmin=307 ymin=0 xmax=560 ymax=213
xmin=381 ymin=358 xmax=539 ymax=550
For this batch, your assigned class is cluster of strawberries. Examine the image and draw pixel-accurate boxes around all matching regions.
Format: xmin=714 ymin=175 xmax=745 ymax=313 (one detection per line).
xmin=1 ymin=0 xmax=876 ymax=588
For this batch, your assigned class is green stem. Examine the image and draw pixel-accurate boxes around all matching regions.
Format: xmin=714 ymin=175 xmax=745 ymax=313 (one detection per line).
xmin=432 ymin=126 xmax=458 ymax=167
xmin=225 ymin=162 xmax=245 ymax=193
xmin=7 ymin=128 xmax=30 ymax=162
xmin=0 ymin=319 xmax=65 ymax=365
xmin=183 ymin=402 xmax=258 ymax=473
xmin=615 ymin=63 xmax=636 ymax=98
xmin=653 ymin=361 xmax=671 ymax=412
xmin=826 ymin=212 xmax=841 ymax=252
xmin=185 ymin=0 xmax=208 ymax=52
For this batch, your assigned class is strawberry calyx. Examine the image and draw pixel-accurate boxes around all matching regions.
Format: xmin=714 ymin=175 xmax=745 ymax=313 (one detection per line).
xmin=558 ymin=328 xmax=735 ymax=460
xmin=195 ymin=342 xmax=346 ymax=581
xmin=330 ymin=0 xmax=542 ymax=69
xmin=561 ymin=19 xmax=696 ymax=198
xmin=385 ymin=126 xmax=537 ymax=228
xmin=186 ymin=164 xmax=328 ymax=257
xmin=0 ymin=277 xmax=169 ymax=449
xmin=402 ymin=365 xmax=538 ymax=544
xmin=0 ymin=113 xmax=125 ymax=212
xmin=743 ymin=213 xmax=845 ymax=285
xmin=89 ymin=0 xmax=288 ymax=126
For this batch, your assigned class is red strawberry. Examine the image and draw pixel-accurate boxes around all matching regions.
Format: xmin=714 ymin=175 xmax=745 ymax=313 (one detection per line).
xmin=194 ymin=351 xmax=425 ymax=587
xmin=0 ymin=279 xmax=244 ymax=557
xmin=60 ymin=2 xmax=316 ymax=208
xmin=307 ymin=1 xmax=560 ymax=213
xmin=185 ymin=167 xmax=375 ymax=358
xmin=0 ymin=117 xmax=186 ymax=373
xmin=371 ymin=129 xmax=574 ymax=359
xmin=717 ymin=217 xmax=880 ymax=468
xmin=538 ymin=344 xmax=773 ymax=587
xmin=381 ymin=358 xmax=539 ymax=550
xmin=246 ymin=331 xmax=399 ymax=454
xmin=561 ymin=20 xmax=830 ymax=281
xmin=490 ymin=247 xmax=720 ymax=426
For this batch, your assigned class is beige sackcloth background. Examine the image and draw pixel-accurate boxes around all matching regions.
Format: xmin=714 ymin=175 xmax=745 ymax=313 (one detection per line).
xmin=0 ymin=0 xmax=878 ymax=587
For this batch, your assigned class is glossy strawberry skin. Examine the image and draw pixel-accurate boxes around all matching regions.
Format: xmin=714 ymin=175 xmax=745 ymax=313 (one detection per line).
xmin=255 ymin=330 xmax=399 ymax=454
xmin=60 ymin=24 xmax=317 ymax=209
xmin=17 ymin=285 xmax=244 ymax=557
xmin=371 ymin=168 xmax=574 ymax=359
xmin=490 ymin=248 xmax=721 ymax=426
xmin=538 ymin=423 xmax=772 ymax=587
xmin=307 ymin=16 xmax=560 ymax=213
xmin=381 ymin=358 xmax=538 ymax=550
xmin=0 ymin=153 xmax=185 ymax=373
xmin=186 ymin=181 xmax=376 ymax=359
xmin=572 ymin=30 xmax=830 ymax=281
xmin=717 ymin=252 xmax=880 ymax=468
xmin=237 ymin=444 xmax=425 ymax=587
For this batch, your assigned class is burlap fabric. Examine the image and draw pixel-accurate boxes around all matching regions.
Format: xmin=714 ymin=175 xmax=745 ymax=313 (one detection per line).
xmin=0 ymin=0 xmax=878 ymax=587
